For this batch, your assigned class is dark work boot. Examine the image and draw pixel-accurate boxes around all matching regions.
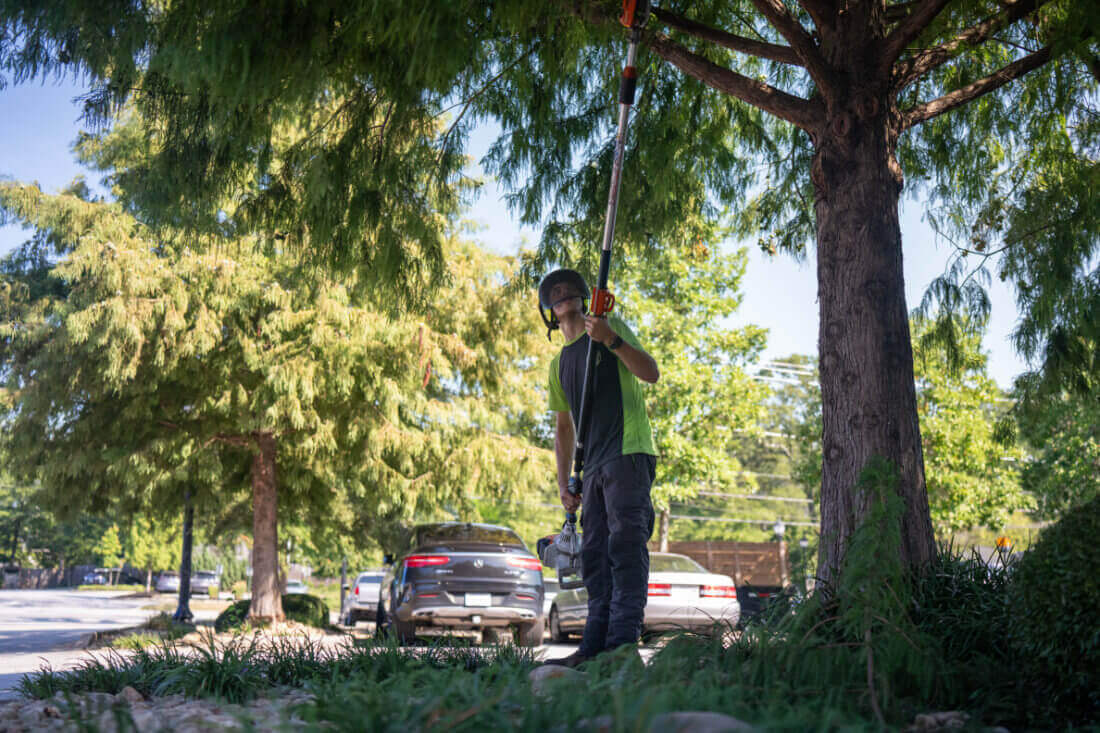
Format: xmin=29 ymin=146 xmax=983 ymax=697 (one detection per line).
xmin=540 ymin=650 xmax=593 ymax=669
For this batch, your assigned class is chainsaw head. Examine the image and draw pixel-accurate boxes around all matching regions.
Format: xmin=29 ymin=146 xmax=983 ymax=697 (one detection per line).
xmin=538 ymin=515 xmax=584 ymax=590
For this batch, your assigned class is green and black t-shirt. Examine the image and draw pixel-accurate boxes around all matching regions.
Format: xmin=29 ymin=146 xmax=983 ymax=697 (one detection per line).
xmin=548 ymin=316 xmax=657 ymax=472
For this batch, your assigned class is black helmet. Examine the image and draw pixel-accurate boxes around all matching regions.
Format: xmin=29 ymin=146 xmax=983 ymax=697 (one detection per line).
xmin=537 ymin=269 xmax=589 ymax=340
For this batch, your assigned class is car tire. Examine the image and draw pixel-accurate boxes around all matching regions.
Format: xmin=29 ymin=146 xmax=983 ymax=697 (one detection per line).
xmin=515 ymin=620 xmax=543 ymax=648
xmin=392 ymin=616 xmax=417 ymax=646
xmin=549 ymin=606 xmax=568 ymax=643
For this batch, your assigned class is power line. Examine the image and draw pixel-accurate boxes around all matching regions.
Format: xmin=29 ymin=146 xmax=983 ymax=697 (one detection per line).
xmin=695 ymin=491 xmax=814 ymax=504
xmin=670 ymin=514 xmax=818 ymax=528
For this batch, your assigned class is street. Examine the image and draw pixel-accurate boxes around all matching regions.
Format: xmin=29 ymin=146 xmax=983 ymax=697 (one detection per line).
xmin=0 ymin=589 xmax=188 ymax=700
xmin=0 ymin=589 xmax=592 ymax=701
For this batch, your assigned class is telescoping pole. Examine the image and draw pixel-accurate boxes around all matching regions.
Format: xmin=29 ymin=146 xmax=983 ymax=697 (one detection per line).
xmin=567 ymin=0 xmax=649 ymax=507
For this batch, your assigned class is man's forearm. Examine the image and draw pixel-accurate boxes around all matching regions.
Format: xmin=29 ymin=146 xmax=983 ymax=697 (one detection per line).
xmin=612 ymin=341 xmax=659 ymax=383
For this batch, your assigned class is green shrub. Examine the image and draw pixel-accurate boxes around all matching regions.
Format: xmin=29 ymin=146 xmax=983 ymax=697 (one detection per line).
xmin=1009 ymin=494 xmax=1100 ymax=724
xmin=214 ymin=594 xmax=330 ymax=632
xmin=207 ymin=584 xmax=219 ymax=599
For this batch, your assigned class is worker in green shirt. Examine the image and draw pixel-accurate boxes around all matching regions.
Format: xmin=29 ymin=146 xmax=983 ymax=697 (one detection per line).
xmin=539 ymin=268 xmax=659 ymax=667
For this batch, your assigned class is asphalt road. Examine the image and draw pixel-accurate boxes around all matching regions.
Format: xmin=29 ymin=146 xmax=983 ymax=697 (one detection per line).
xmin=0 ymin=589 xmax=188 ymax=700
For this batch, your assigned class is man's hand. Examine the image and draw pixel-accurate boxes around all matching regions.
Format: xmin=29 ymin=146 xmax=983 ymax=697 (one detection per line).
xmin=584 ymin=315 xmax=615 ymax=345
xmin=559 ymin=484 xmax=581 ymax=512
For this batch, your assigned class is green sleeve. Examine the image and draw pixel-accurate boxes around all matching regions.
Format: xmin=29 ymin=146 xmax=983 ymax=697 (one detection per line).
xmin=547 ymin=353 xmax=569 ymax=412
xmin=609 ymin=316 xmax=643 ymax=350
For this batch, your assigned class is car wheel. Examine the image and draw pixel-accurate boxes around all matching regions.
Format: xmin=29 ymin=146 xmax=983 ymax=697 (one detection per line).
xmin=549 ymin=606 xmax=568 ymax=643
xmin=392 ymin=616 xmax=417 ymax=646
xmin=515 ymin=620 xmax=543 ymax=648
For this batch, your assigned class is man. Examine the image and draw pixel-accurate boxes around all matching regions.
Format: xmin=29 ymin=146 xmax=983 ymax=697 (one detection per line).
xmin=539 ymin=268 xmax=659 ymax=667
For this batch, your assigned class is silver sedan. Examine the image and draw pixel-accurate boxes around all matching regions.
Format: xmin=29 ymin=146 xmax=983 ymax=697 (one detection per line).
xmin=547 ymin=552 xmax=740 ymax=642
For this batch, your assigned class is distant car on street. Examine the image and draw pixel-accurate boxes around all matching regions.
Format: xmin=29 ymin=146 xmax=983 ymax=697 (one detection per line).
xmin=376 ymin=522 xmax=544 ymax=646
xmin=341 ymin=571 xmax=384 ymax=626
xmin=83 ymin=569 xmax=108 ymax=585
xmin=548 ymin=552 xmax=740 ymax=642
xmin=156 ymin=571 xmax=179 ymax=593
xmin=190 ymin=570 xmax=220 ymax=594
xmin=285 ymin=579 xmax=309 ymax=594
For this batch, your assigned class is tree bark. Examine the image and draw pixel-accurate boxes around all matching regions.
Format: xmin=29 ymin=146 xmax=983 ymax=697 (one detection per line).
xmin=810 ymin=71 xmax=936 ymax=584
xmin=249 ymin=431 xmax=284 ymax=621
xmin=657 ymin=508 xmax=670 ymax=552
xmin=173 ymin=489 xmax=194 ymax=623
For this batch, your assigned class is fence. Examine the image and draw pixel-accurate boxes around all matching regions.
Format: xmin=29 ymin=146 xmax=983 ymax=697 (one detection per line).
xmin=650 ymin=540 xmax=789 ymax=586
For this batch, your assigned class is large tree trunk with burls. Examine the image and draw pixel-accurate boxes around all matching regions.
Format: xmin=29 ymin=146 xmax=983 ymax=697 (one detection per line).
xmin=249 ymin=431 xmax=284 ymax=621
xmin=810 ymin=55 xmax=936 ymax=585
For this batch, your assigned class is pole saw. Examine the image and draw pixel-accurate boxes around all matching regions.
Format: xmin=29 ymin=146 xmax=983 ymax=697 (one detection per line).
xmin=539 ymin=0 xmax=650 ymax=590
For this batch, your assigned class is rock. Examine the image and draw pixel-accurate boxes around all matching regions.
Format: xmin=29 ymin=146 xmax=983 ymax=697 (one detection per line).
xmin=529 ymin=664 xmax=586 ymax=697
xmin=907 ymin=711 xmax=970 ymax=731
xmin=572 ymin=712 xmax=755 ymax=733
xmin=116 ymin=686 xmax=144 ymax=704
xmin=649 ymin=712 xmax=756 ymax=732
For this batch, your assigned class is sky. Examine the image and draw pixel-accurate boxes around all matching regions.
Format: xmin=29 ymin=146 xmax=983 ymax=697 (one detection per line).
xmin=0 ymin=77 xmax=1028 ymax=387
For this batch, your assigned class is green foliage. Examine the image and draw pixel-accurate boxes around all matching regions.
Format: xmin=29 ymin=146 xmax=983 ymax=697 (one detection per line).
xmin=0 ymin=181 xmax=554 ymax=607
xmin=613 ymin=242 xmax=768 ymax=515
xmin=93 ymin=525 xmax=124 ymax=568
xmin=126 ymin=516 xmax=176 ymax=582
xmin=1015 ymin=389 xmax=1100 ymax=518
xmin=912 ymin=315 xmax=1031 ymax=532
xmin=215 ymin=594 xmax=330 ymax=632
xmin=1009 ymin=493 xmax=1100 ymax=723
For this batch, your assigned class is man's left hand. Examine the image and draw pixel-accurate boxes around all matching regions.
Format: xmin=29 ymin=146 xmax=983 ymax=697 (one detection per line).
xmin=584 ymin=315 xmax=615 ymax=345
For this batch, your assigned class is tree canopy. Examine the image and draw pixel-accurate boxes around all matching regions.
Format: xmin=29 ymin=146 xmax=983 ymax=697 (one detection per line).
xmin=3 ymin=0 xmax=1095 ymax=579
xmin=0 ymin=181 xmax=554 ymax=617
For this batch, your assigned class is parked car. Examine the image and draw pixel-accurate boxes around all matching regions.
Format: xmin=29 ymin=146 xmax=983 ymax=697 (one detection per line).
xmin=376 ymin=522 xmax=544 ymax=646
xmin=548 ymin=552 xmax=740 ymax=642
xmin=341 ymin=571 xmax=384 ymax=625
xmin=736 ymin=584 xmax=784 ymax=622
xmin=83 ymin=569 xmax=108 ymax=585
xmin=190 ymin=570 xmax=220 ymax=594
xmin=542 ymin=577 xmax=560 ymax=625
xmin=285 ymin=579 xmax=309 ymax=594
xmin=156 ymin=571 xmax=180 ymax=593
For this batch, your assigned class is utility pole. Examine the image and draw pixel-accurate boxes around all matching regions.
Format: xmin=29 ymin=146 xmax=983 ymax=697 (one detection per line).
xmin=173 ymin=487 xmax=194 ymax=623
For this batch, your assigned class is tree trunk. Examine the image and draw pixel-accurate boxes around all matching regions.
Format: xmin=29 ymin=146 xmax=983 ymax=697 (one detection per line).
xmin=249 ymin=431 xmax=283 ymax=621
xmin=145 ymin=568 xmax=152 ymax=593
xmin=810 ymin=81 xmax=936 ymax=585
xmin=657 ymin=508 xmax=670 ymax=552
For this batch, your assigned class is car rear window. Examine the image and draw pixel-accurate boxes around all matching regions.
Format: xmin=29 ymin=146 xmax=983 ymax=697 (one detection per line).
xmin=358 ymin=574 xmax=383 ymax=583
xmin=417 ymin=524 xmax=524 ymax=548
xmin=195 ymin=572 xmax=218 ymax=579
xmin=650 ymin=555 xmax=707 ymax=573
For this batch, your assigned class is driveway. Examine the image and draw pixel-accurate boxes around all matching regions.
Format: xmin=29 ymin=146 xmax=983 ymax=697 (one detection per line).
xmin=0 ymin=589 xmax=180 ymax=700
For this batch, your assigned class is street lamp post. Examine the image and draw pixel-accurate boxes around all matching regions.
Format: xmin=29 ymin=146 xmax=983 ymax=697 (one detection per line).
xmin=173 ymin=488 xmax=194 ymax=624
xmin=799 ymin=537 xmax=810 ymax=592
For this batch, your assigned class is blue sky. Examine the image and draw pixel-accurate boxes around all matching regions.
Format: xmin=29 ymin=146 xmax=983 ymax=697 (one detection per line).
xmin=1 ymin=77 xmax=1027 ymax=386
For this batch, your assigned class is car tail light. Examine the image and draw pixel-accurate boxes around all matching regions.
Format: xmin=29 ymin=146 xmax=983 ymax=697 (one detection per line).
xmin=700 ymin=585 xmax=737 ymax=598
xmin=507 ymin=557 xmax=542 ymax=571
xmin=647 ymin=583 xmax=671 ymax=597
xmin=418 ymin=593 xmax=440 ymax=598
xmin=405 ymin=555 xmax=451 ymax=568
xmin=353 ymin=585 xmax=359 ymax=596
xmin=515 ymin=593 xmax=536 ymax=601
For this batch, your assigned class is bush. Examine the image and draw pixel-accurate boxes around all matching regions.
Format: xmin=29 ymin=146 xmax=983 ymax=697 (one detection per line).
xmin=207 ymin=584 xmax=219 ymax=599
xmin=214 ymin=594 xmax=330 ymax=632
xmin=1009 ymin=494 xmax=1100 ymax=724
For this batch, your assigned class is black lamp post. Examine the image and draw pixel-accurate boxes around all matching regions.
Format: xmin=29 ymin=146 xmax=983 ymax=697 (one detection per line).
xmin=173 ymin=488 xmax=194 ymax=623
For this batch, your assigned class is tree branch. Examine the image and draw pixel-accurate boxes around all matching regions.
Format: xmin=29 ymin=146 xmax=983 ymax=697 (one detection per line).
xmin=902 ymin=44 xmax=1052 ymax=128
xmin=882 ymin=0 xmax=956 ymax=69
xmin=885 ymin=2 xmax=921 ymax=24
xmin=647 ymin=32 xmax=823 ymax=131
xmin=653 ymin=7 xmax=803 ymax=66
xmin=892 ymin=0 xmax=1045 ymax=91
xmin=747 ymin=0 xmax=838 ymax=95
xmin=795 ymin=0 xmax=835 ymax=34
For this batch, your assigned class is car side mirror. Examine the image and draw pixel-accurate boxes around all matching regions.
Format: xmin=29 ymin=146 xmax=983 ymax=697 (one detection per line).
xmin=383 ymin=553 xmax=394 ymax=565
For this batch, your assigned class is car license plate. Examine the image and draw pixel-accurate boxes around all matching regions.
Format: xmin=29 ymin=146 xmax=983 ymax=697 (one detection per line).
xmin=465 ymin=593 xmax=491 ymax=607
